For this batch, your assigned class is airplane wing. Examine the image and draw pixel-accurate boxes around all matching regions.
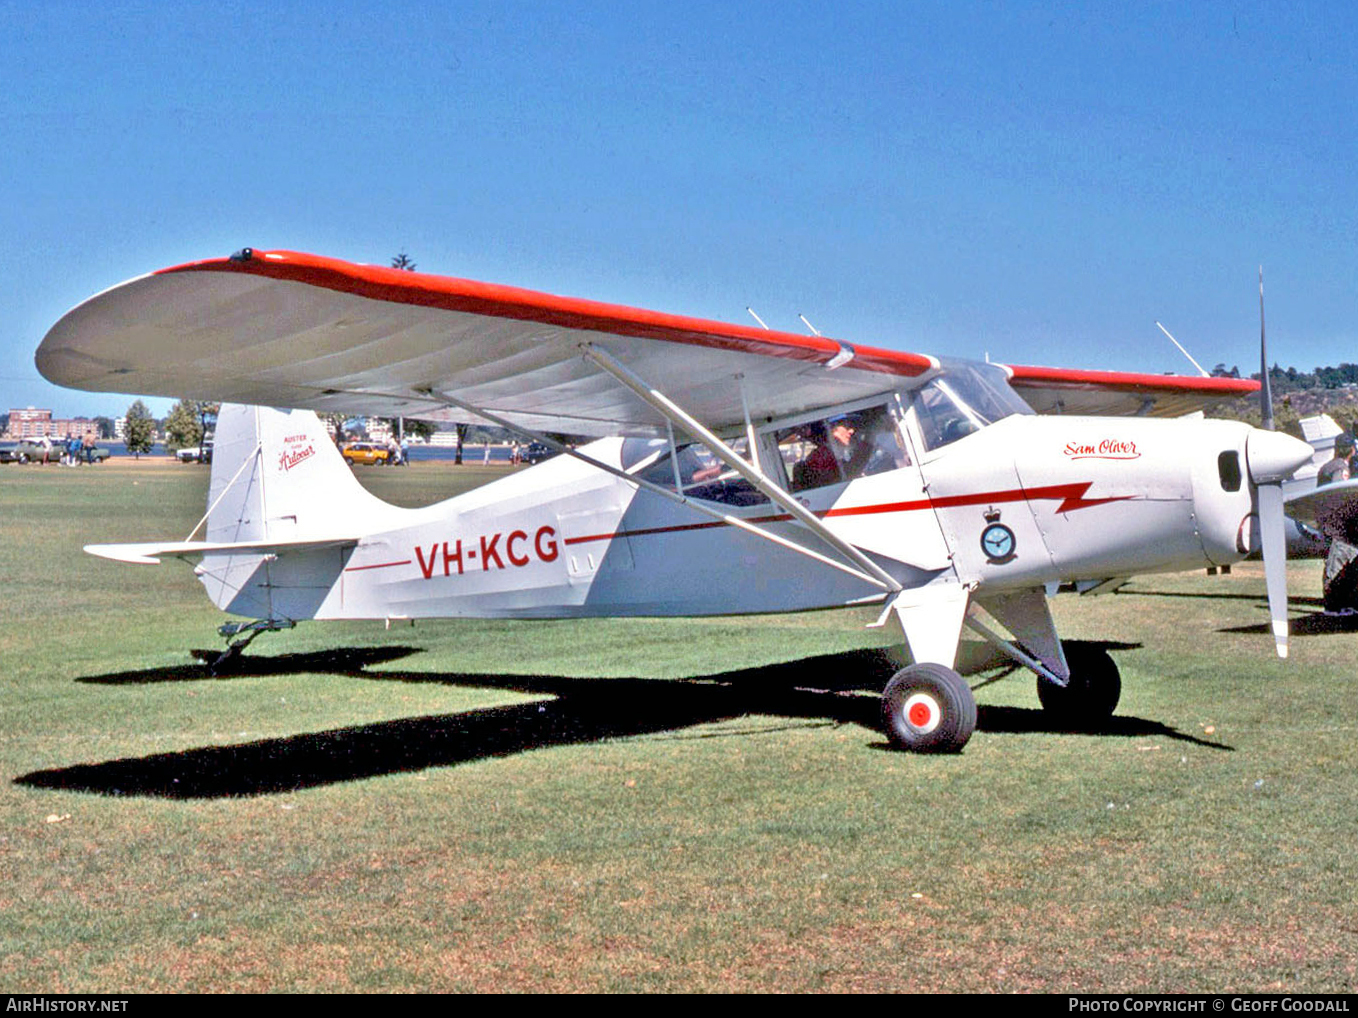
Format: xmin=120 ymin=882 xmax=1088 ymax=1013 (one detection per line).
xmin=37 ymin=248 xmax=1258 ymax=433
xmin=1001 ymin=364 xmax=1258 ymax=418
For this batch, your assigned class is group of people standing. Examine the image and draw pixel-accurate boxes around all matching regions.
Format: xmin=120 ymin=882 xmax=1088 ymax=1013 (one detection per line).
xmin=62 ymin=432 xmax=97 ymax=465
xmin=385 ymin=435 xmax=410 ymax=466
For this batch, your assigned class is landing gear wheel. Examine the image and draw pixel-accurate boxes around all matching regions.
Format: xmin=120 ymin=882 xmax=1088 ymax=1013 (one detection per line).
xmin=881 ymin=663 xmax=977 ymax=753
xmin=1036 ymin=642 xmax=1121 ymax=729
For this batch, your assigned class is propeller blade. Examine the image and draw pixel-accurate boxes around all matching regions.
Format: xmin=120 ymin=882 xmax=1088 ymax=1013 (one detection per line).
xmin=1246 ymin=427 xmax=1311 ymax=660
xmin=1259 ymin=266 xmax=1274 ymax=432
xmin=1251 ymin=267 xmax=1300 ymax=658
xmin=1257 ymin=481 xmax=1290 ymax=658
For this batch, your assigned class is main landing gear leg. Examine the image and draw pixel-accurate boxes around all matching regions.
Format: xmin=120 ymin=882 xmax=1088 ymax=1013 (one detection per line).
xmin=203 ymin=619 xmax=295 ymax=674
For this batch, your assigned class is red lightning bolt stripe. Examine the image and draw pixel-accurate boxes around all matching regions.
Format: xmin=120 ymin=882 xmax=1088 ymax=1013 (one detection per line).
xmin=1017 ymin=482 xmax=1133 ymax=514
xmin=823 ymin=481 xmax=1129 ymax=519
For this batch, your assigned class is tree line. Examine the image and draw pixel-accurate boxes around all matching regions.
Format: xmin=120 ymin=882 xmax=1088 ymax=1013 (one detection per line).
xmin=118 ymin=397 xmax=506 ymax=464
xmin=1212 ymin=361 xmax=1358 ymax=393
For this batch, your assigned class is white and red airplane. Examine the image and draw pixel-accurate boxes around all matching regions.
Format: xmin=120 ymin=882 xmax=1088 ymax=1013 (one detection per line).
xmin=35 ymin=249 xmax=1315 ymax=752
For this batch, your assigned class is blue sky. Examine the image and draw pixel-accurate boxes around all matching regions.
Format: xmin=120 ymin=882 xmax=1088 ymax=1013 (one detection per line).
xmin=3 ymin=1 xmax=1356 ymax=419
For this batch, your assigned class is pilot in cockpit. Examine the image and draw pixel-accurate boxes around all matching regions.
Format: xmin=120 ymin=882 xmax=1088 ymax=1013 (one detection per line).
xmin=793 ymin=415 xmax=869 ymax=488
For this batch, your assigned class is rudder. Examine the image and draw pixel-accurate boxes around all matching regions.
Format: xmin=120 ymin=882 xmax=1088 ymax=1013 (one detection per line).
xmin=199 ymin=405 xmax=403 ymax=617
xmin=206 ymin=405 xmax=398 ymax=544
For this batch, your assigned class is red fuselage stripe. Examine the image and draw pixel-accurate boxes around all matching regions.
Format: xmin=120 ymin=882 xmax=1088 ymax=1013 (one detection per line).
xmin=345 ymin=482 xmax=1128 ymax=569
xmin=563 ymin=482 xmax=1126 ymax=546
xmin=344 ymin=559 xmax=412 ymax=572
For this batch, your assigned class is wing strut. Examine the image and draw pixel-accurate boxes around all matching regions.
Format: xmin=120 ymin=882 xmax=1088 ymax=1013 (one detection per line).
xmin=418 ymin=388 xmax=896 ymax=593
xmin=183 ymin=439 xmax=263 ymax=542
xmin=579 ymin=344 xmax=907 ymax=593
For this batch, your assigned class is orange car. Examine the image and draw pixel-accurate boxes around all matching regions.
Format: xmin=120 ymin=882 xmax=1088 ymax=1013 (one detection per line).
xmin=341 ymin=441 xmax=392 ymax=466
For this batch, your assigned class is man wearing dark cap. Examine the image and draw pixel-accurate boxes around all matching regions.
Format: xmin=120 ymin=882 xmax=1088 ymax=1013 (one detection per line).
xmin=1318 ymin=436 xmax=1353 ymax=486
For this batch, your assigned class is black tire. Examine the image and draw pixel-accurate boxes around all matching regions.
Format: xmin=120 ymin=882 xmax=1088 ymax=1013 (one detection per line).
xmin=17 ymin=453 xmax=27 ymax=464
xmin=1036 ymin=642 xmax=1121 ymax=728
xmin=344 ymin=456 xmax=355 ymax=466
xmin=881 ymin=663 xmax=977 ymax=753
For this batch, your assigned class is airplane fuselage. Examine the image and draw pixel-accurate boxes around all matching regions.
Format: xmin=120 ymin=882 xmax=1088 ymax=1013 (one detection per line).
xmin=208 ymin=412 xmax=1263 ymax=624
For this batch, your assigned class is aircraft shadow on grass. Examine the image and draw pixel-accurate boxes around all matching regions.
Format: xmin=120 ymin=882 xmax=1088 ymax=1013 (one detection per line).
xmin=17 ymin=641 xmax=1224 ymax=800
xmin=1112 ymin=588 xmax=1358 ymax=637
xmin=74 ymin=646 xmax=429 ymax=685
xmin=1118 ymin=588 xmax=1327 ymax=609
xmin=1220 ymin=609 xmax=1358 ymax=637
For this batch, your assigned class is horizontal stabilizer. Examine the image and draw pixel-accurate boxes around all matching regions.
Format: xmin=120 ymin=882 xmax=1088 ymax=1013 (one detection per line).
xmin=84 ymin=537 xmax=359 ymax=566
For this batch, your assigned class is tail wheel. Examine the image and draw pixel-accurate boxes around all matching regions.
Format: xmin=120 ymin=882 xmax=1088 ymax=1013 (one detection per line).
xmin=1036 ymin=642 xmax=1121 ymax=728
xmin=881 ymin=663 xmax=977 ymax=753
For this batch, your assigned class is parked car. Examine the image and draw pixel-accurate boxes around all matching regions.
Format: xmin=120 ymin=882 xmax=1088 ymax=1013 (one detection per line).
xmin=0 ymin=445 xmax=20 ymax=464
xmin=341 ymin=440 xmax=392 ymax=466
xmin=522 ymin=442 xmax=555 ymax=465
xmin=12 ymin=438 xmax=110 ymax=464
xmin=176 ymin=442 xmax=213 ymax=463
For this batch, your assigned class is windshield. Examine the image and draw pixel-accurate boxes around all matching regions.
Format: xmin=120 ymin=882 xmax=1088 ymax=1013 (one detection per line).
xmin=913 ymin=364 xmax=1031 ymax=452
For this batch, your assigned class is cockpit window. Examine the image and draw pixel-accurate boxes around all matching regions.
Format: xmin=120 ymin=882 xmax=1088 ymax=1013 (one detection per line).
xmin=621 ymin=399 xmax=915 ymax=501
xmin=622 ymin=436 xmax=765 ymax=506
xmin=620 ymin=437 xmax=668 ymax=472
xmin=912 ymin=365 xmax=1031 ymax=452
xmin=775 ymin=403 xmax=911 ymax=493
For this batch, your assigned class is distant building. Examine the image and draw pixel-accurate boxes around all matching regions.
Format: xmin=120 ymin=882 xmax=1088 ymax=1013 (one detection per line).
xmin=56 ymin=418 xmax=98 ymax=439
xmin=6 ymin=407 xmax=102 ymax=440
xmin=6 ymin=407 xmax=52 ymax=438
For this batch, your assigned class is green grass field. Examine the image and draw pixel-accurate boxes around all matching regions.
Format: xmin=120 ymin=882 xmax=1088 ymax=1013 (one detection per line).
xmin=2 ymin=459 xmax=1356 ymax=992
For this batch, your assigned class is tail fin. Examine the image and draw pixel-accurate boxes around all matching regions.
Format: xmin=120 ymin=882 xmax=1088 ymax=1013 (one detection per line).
xmin=199 ymin=405 xmax=404 ymax=617
xmin=207 ymin=405 xmax=398 ymax=544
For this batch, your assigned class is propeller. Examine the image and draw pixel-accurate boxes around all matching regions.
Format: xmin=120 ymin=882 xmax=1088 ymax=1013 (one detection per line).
xmin=1247 ymin=267 xmax=1311 ymax=658
xmin=1259 ymin=268 xmax=1274 ymax=432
